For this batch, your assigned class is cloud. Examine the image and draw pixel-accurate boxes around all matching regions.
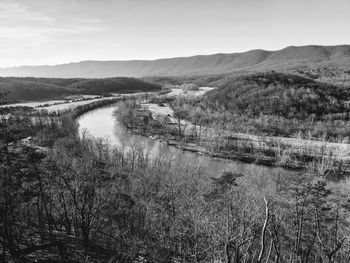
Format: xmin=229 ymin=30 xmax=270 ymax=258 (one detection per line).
xmin=0 ymin=1 xmax=53 ymax=26
xmin=0 ymin=0 xmax=103 ymax=44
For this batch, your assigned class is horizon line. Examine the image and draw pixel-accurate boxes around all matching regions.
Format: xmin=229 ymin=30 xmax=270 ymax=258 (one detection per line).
xmin=2 ymin=43 xmax=350 ymax=69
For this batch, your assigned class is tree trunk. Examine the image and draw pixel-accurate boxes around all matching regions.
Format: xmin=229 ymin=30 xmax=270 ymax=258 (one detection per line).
xmin=258 ymin=197 xmax=270 ymax=263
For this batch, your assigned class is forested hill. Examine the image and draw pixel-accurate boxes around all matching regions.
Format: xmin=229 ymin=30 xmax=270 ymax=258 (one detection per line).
xmin=0 ymin=77 xmax=161 ymax=103
xmin=166 ymin=72 xmax=350 ymax=139
xmin=203 ymin=72 xmax=350 ymax=119
xmin=1 ymin=45 xmax=350 ymax=79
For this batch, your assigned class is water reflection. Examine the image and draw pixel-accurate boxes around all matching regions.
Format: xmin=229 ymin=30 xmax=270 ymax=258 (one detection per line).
xmin=77 ymin=104 xmax=297 ymax=178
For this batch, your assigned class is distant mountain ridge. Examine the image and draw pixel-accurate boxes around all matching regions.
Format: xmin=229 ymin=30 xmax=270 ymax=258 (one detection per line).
xmin=1 ymin=45 xmax=350 ymax=78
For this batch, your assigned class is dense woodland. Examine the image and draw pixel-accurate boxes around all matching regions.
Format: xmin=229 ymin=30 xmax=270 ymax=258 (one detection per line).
xmin=158 ymin=72 xmax=350 ymax=141
xmin=0 ymin=77 xmax=161 ymax=103
xmin=1 ymin=74 xmax=350 ymax=262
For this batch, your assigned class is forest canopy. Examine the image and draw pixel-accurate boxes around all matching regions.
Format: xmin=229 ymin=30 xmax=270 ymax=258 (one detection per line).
xmin=0 ymin=77 xmax=161 ymax=103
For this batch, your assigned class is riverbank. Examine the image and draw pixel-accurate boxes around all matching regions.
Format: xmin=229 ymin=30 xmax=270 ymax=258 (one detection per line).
xmin=114 ymin=100 xmax=350 ymax=175
xmin=131 ymin=132 xmax=312 ymax=171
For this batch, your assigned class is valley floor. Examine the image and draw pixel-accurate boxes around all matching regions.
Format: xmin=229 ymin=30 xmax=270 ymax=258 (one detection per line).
xmin=147 ymin=102 xmax=350 ymax=160
xmin=114 ymin=88 xmax=350 ymax=173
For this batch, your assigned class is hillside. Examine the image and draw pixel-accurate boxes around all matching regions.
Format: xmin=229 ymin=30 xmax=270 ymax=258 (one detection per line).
xmin=0 ymin=77 xmax=161 ymax=103
xmin=169 ymin=72 xmax=350 ymax=139
xmin=1 ymin=45 xmax=350 ymax=82
xmin=204 ymin=72 xmax=350 ymax=119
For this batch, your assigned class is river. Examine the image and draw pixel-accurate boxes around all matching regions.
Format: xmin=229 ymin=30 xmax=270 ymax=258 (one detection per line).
xmin=77 ymin=104 xmax=303 ymax=181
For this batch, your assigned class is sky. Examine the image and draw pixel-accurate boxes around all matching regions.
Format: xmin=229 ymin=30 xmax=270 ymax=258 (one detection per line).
xmin=0 ymin=0 xmax=349 ymax=67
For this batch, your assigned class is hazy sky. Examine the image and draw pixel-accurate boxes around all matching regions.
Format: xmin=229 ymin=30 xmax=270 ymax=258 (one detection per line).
xmin=0 ymin=0 xmax=349 ymax=67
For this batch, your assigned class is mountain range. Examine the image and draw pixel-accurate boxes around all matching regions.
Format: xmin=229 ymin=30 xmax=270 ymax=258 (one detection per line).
xmin=1 ymin=45 xmax=350 ymax=78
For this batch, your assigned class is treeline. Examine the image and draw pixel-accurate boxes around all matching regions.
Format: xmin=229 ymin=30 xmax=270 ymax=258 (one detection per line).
xmin=1 ymin=105 xmax=350 ymax=262
xmin=144 ymin=73 xmax=242 ymax=89
xmin=166 ymin=72 xmax=350 ymax=141
xmin=0 ymin=77 xmax=161 ymax=103
xmin=114 ymin=100 xmax=345 ymax=172
xmin=294 ymin=66 xmax=350 ymax=87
